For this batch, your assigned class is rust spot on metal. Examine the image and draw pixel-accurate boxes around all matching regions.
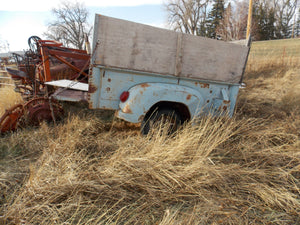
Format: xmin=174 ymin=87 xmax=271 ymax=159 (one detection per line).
xmin=140 ymin=90 xmax=143 ymax=95
xmin=223 ymin=100 xmax=231 ymax=104
xmin=141 ymin=83 xmax=150 ymax=88
xmin=186 ymin=94 xmax=192 ymax=100
xmin=88 ymin=84 xmax=97 ymax=93
xmin=195 ymin=82 xmax=210 ymax=88
xmin=106 ymin=87 xmax=111 ymax=92
xmin=200 ymin=83 xmax=209 ymax=88
xmin=108 ymin=78 xmax=111 ymax=82
xmin=223 ymin=106 xmax=228 ymax=111
xmin=123 ymin=104 xmax=132 ymax=114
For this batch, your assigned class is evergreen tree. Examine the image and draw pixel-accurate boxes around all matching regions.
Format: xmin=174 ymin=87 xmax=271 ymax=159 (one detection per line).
xmin=198 ymin=21 xmax=208 ymax=37
xmin=252 ymin=0 xmax=297 ymax=40
xmin=206 ymin=0 xmax=225 ymax=39
xmin=216 ymin=3 xmax=233 ymax=41
xmin=253 ymin=3 xmax=276 ymax=40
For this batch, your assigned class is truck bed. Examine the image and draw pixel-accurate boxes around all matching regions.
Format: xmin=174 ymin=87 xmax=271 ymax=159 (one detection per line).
xmin=92 ymin=14 xmax=250 ymax=84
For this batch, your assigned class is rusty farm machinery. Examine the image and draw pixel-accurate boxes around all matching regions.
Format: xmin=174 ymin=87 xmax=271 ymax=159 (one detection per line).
xmin=0 ymin=36 xmax=91 ymax=134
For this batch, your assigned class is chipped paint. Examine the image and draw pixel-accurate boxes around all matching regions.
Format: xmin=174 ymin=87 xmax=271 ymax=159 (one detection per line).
xmin=88 ymin=84 xmax=97 ymax=93
xmin=123 ymin=104 xmax=133 ymax=114
xmin=141 ymin=83 xmax=150 ymax=88
xmin=195 ymin=82 xmax=210 ymax=88
xmin=200 ymin=83 xmax=210 ymax=88
xmin=116 ymin=82 xmax=203 ymax=123
xmin=89 ymin=67 xmax=241 ymax=123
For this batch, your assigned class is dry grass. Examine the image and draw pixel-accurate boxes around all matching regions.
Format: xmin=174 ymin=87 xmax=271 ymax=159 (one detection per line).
xmin=238 ymin=39 xmax=300 ymax=122
xmin=0 ymin=39 xmax=299 ymax=224
xmin=0 ymin=86 xmax=23 ymax=116
xmin=0 ymin=68 xmax=23 ymax=115
xmin=246 ymin=38 xmax=300 ymax=72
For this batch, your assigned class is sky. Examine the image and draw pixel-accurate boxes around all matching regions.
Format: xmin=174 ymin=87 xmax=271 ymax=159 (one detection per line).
xmin=0 ymin=0 xmax=167 ymax=52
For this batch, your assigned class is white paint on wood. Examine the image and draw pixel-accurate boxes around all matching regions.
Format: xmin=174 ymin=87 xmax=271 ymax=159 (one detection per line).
xmin=45 ymin=79 xmax=89 ymax=91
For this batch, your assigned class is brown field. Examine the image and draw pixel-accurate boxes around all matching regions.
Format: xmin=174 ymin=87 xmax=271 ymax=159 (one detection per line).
xmin=0 ymin=39 xmax=299 ymax=224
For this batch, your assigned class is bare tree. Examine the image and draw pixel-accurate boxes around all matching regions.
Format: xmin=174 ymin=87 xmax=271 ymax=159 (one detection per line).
xmin=164 ymin=0 xmax=211 ymax=36
xmin=44 ymin=1 xmax=92 ymax=50
xmin=216 ymin=0 xmax=248 ymax=41
xmin=273 ymin=0 xmax=298 ymax=38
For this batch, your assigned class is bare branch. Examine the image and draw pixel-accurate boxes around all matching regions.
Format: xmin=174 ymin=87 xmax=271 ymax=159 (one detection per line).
xmin=165 ymin=0 xmax=211 ymax=36
xmin=44 ymin=0 xmax=92 ymax=50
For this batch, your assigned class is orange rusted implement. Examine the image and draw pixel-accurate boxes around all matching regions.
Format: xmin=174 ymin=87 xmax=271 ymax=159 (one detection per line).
xmin=0 ymin=104 xmax=24 ymax=133
xmin=1 ymin=36 xmax=90 ymax=134
xmin=6 ymin=36 xmax=90 ymax=97
xmin=0 ymin=97 xmax=64 ymax=134
xmin=36 ymin=39 xmax=90 ymax=83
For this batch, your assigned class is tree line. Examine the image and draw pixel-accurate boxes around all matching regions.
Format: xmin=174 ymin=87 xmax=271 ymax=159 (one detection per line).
xmin=2 ymin=0 xmax=298 ymax=52
xmin=30 ymin=0 xmax=300 ymax=50
xmin=165 ymin=0 xmax=299 ymax=41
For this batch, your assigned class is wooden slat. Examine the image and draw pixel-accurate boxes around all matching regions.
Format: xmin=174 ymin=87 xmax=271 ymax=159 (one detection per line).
xmin=180 ymin=34 xmax=249 ymax=83
xmin=93 ymin=14 xmax=249 ymax=84
xmin=45 ymin=79 xmax=89 ymax=91
xmin=94 ymin=15 xmax=177 ymax=76
xmin=175 ymin=33 xmax=183 ymax=77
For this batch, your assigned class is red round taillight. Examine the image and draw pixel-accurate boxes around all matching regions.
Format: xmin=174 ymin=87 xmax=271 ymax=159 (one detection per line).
xmin=120 ymin=91 xmax=129 ymax=102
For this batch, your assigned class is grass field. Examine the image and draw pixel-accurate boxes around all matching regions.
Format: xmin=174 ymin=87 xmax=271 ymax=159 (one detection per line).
xmin=247 ymin=38 xmax=300 ymax=71
xmin=250 ymin=38 xmax=300 ymax=57
xmin=0 ymin=38 xmax=299 ymax=224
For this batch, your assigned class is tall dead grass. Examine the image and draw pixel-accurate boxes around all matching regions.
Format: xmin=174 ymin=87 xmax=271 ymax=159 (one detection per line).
xmin=1 ymin=114 xmax=299 ymax=224
xmin=0 ymin=39 xmax=299 ymax=224
xmin=0 ymin=86 xmax=23 ymax=116
xmin=246 ymin=38 xmax=300 ymax=73
xmin=238 ymin=39 xmax=300 ymax=121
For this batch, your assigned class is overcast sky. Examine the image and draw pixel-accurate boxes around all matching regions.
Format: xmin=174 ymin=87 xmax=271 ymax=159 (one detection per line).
xmin=0 ymin=0 xmax=166 ymax=52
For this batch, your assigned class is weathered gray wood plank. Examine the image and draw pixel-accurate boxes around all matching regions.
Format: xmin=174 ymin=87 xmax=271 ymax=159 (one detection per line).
xmin=94 ymin=15 xmax=177 ymax=76
xmin=181 ymin=34 xmax=249 ymax=83
xmin=94 ymin=14 xmax=249 ymax=84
